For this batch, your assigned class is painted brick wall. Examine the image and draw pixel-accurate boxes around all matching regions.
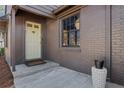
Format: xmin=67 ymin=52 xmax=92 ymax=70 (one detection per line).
xmin=46 ymin=6 xmax=106 ymax=75
xmin=112 ymin=6 xmax=124 ymax=85
xmin=79 ymin=5 xmax=106 ymax=73
xmin=46 ymin=5 xmax=124 ymax=85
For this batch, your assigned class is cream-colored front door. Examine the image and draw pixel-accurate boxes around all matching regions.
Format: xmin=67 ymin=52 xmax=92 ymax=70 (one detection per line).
xmin=25 ymin=21 xmax=41 ymax=60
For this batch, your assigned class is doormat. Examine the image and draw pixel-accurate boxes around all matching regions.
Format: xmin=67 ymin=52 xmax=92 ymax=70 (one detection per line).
xmin=25 ymin=60 xmax=46 ymax=67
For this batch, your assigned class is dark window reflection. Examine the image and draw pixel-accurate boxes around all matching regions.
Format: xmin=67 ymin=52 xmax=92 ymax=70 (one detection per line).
xmin=62 ymin=13 xmax=80 ymax=47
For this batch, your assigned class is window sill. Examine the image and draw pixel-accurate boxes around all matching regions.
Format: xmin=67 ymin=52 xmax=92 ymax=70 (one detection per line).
xmin=59 ymin=47 xmax=81 ymax=52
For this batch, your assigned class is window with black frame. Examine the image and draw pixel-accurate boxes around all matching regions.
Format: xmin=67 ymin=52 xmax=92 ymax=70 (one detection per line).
xmin=62 ymin=13 xmax=80 ymax=47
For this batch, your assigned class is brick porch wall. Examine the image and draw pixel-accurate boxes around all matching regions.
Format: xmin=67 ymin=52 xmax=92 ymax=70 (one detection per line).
xmin=46 ymin=6 xmax=106 ymax=75
xmin=46 ymin=5 xmax=124 ymax=86
xmin=112 ymin=6 xmax=124 ymax=85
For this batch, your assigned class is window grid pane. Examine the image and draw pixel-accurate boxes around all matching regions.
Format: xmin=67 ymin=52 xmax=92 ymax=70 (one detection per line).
xmin=69 ymin=31 xmax=76 ymax=46
xmin=62 ymin=13 xmax=80 ymax=47
xmin=62 ymin=32 xmax=68 ymax=47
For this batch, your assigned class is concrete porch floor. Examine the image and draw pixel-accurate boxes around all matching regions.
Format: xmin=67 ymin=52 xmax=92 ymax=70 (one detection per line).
xmin=13 ymin=60 xmax=124 ymax=88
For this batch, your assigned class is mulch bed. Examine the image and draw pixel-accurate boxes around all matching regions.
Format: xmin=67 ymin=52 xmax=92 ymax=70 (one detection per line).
xmin=0 ymin=56 xmax=14 ymax=88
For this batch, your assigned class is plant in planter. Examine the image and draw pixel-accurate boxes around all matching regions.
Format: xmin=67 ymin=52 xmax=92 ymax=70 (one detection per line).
xmin=92 ymin=59 xmax=107 ymax=88
xmin=94 ymin=60 xmax=104 ymax=69
xmin=0 ymin=48 xmax=5 ymax=56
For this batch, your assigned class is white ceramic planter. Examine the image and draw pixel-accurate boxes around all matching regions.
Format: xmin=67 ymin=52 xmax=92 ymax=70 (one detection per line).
xmin=92 ymin=66 xmax=107 ymax=88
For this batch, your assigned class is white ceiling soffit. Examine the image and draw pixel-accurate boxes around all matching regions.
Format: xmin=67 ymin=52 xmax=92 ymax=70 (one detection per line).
xmin=18 ymin=5 xmax=61 ymax=18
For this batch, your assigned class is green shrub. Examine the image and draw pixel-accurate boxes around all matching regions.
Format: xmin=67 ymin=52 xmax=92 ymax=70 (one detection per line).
xmin=0 ymin=48 xmax=5 ymax=56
